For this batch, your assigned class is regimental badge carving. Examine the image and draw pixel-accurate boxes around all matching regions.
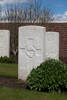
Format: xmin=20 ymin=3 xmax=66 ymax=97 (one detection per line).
xmin=21 ymin=37 xmax=41 ymax=58
xmin=26 ymin=45 xmax=35 ymax=58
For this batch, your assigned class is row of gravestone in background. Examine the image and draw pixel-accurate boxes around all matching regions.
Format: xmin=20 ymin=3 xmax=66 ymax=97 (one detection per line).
xmin=0 ymin=30 xmax=10 ymax=57
xmin=0 ymin=23 xmax=67 ymax=63
xmin=0 ymin=26 xmax=59 ymax=80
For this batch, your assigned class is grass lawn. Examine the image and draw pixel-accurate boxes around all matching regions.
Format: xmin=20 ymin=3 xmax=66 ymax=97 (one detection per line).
xmin=0 ymin=86 xmax=67 ymax=100
xmin=0 ymin=63 xmax=67 ymax=100
xmin=0 ymin=63 xmax=18 ymax=78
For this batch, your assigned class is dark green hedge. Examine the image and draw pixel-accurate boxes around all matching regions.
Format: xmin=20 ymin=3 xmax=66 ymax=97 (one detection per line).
xmin=27 ymin=59 xmax=67 ymax=92
xmin=0 ymin=56 xmax=16 ymax=64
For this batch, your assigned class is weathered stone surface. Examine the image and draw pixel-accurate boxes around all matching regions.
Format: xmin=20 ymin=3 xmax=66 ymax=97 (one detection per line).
xmin=18 ymin=26 xmax=46 ymax=80
xmin=18 ymin=26 xmax=59 ymax=80
xmin=0 ymin=30 xmax=10 ymax=57
xmin=45 ymin=32 xmax=59 ymax=59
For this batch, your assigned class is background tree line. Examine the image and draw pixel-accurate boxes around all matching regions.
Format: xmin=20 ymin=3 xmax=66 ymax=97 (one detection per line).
xmin=0 ymin=0 xmax=54 ymax=23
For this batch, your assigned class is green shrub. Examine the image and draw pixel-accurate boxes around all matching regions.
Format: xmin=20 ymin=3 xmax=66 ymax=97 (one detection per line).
xmin=27 ymin=59 xmax=67 ymax=92
xmin=0 ymin=56 xmax=16 ymax=64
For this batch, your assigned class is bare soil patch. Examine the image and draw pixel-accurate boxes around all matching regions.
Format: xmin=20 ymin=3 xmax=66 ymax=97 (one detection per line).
xmin=0 ymin=76 xmax=27 ymax=89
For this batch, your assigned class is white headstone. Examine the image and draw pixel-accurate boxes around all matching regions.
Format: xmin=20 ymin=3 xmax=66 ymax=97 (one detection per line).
xmin=45 ymin=32 xmax=59 ymax=59
xmin=0 ymin=30 xmax=10 ymax=57
xmin=18 ymin=26 xmax=59 ymax=80
xmin=18 ymin=26 xmax=46 ymax=80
